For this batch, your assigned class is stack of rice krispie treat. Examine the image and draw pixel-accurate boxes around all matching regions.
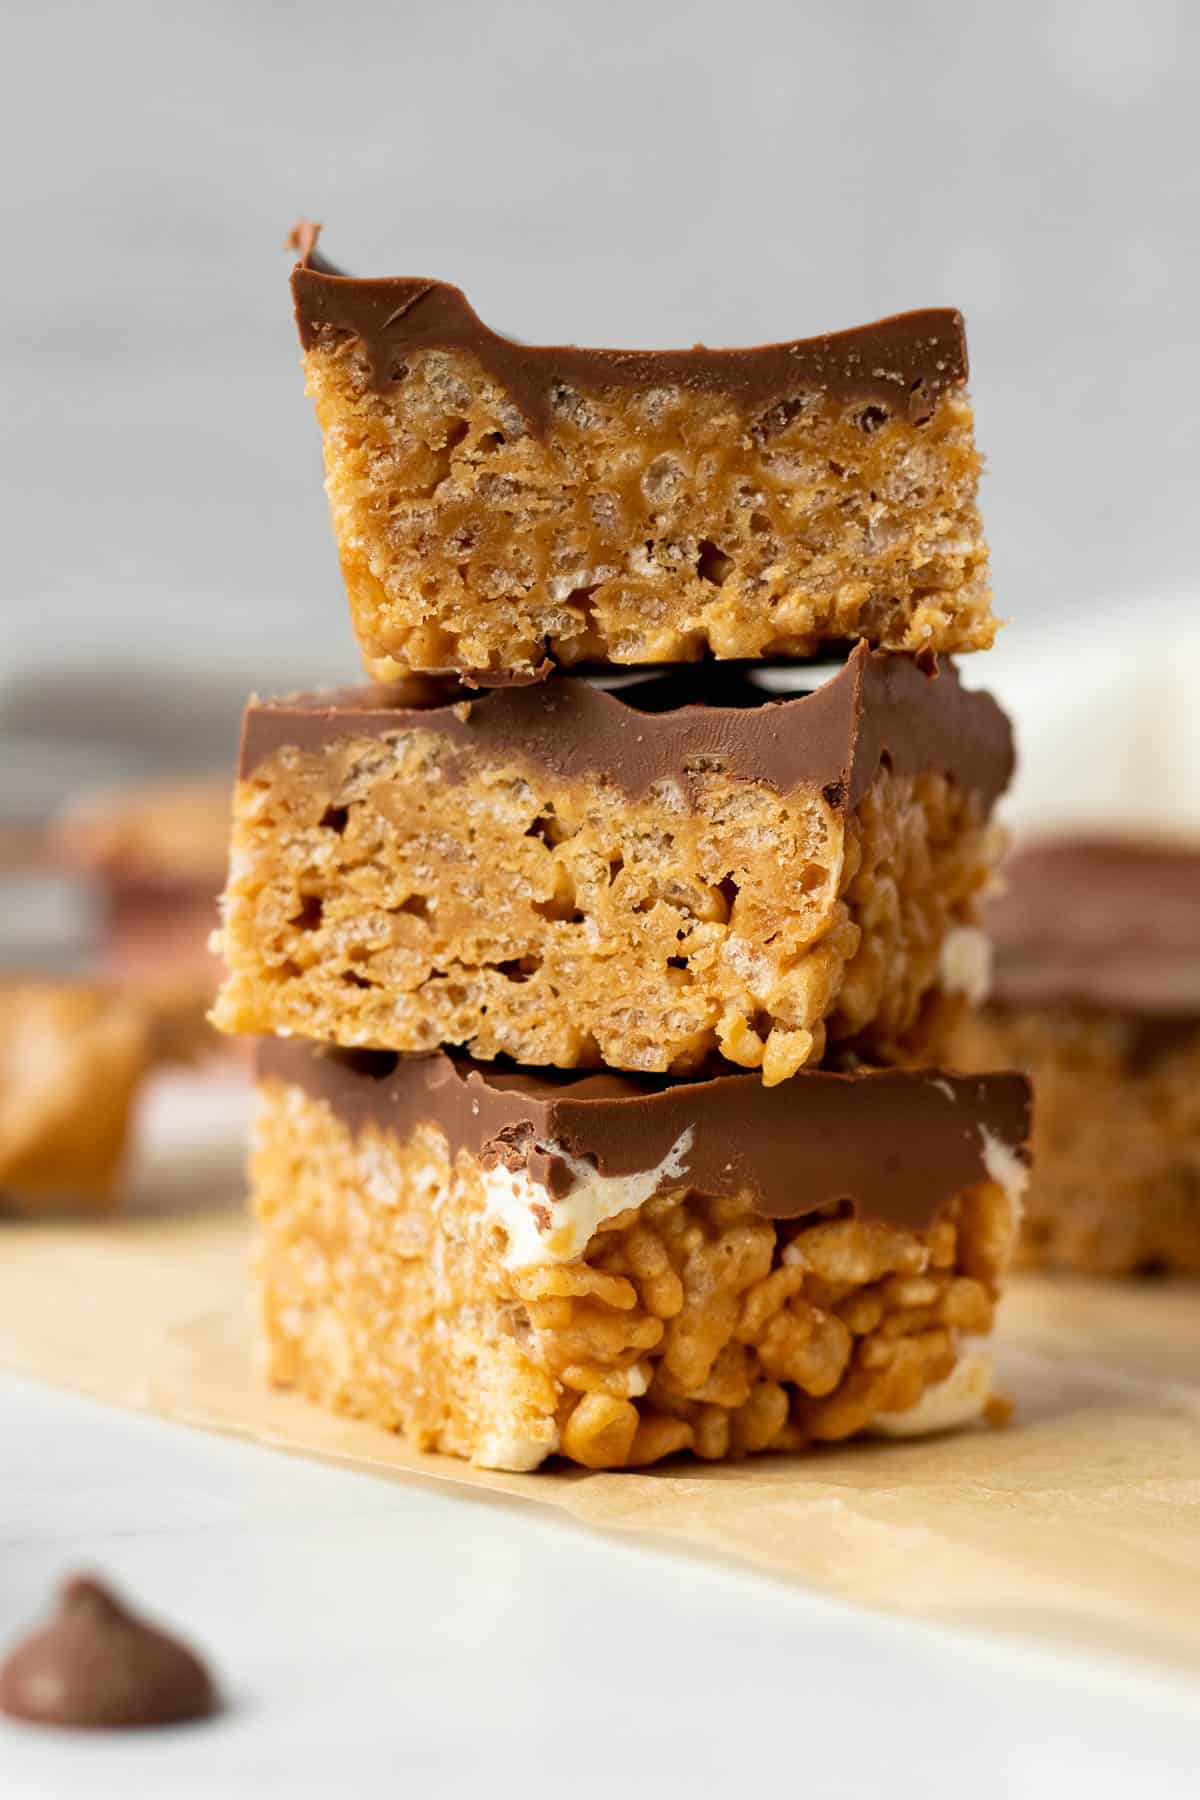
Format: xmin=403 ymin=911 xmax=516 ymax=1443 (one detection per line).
xmin=211 ymin=227 xmax=1031 ymax=1471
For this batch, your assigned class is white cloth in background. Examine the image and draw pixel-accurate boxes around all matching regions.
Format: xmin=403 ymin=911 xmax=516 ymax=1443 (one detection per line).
xmin=961 ymin=594 xmax=1200 ymax=844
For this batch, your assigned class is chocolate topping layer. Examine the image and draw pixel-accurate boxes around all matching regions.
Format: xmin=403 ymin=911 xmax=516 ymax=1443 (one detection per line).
xmin=988 ymin=838 xmax=1200 ymax=1017
xmin=240 ymin=644 xmax=1013 ymax=812
xmin=0 ymin=1575 xmax=216 ymax=1730
xmin=257 ymin=1040 xmax=1030 ymax=1234
xmin=289 ymin=226 xmax=968 ymax=434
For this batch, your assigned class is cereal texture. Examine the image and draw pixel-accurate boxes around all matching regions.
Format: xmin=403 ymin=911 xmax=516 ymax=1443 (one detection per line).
xmin=252 ymin=1076 xmax=1016 ymax=1471
xmin=301 ymin=340 xmax=993 ymax=682
xmin=955 ymin=1008 xmax=1200 ymax=1275
xmin=215 ymin=730 xmax=997 ymax=1080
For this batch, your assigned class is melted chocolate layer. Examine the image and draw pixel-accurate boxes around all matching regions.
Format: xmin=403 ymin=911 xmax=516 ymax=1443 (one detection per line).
xmin=988 ymin=838 xmax=1200 ymax=1018
xmin=257 ymin=1041 xmax=1030 ymax=1233
xmin=289 ymin=226 xmax=968 ymax=434
xmin=240 ymin=645 xmax=1013 ymax=812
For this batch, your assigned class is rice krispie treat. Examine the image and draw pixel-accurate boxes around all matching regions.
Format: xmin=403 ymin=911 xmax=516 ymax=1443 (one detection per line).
xmin=57 ymin=776 xmax=231 ymax=897
xmin=56 ymin=775 xmax=230 ymax=988
xmin=953 ymin=838 xmax=1200 ymax=1274
xmin=0 ymin=977 xmax=217 ymax=1216
xmin=253 ymin=1040 xmax=1030 ymax=1470
xmin=291 ymin=226 xmax=994 ymax=684
xmin=213 ymin=647 xmax=1012 ymax=1082
xmin=0 ymin=981 xmax=155 ymax=1215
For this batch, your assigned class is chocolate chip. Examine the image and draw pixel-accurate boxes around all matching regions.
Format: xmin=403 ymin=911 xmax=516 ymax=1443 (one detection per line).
xmin=0 ymin=1574 xmax=216 ymax=1730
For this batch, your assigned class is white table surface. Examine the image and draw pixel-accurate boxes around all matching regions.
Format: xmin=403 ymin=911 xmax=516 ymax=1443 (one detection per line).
xmin=1 ymin=1371 xmax=1198 ymax=1799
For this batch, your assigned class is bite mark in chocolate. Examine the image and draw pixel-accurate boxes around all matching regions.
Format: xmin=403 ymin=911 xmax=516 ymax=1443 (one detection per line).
xmin=289 ymin=225 xmax=968 ymax=434
xmin=0 ymin=1575 xmax=216 ymax=1730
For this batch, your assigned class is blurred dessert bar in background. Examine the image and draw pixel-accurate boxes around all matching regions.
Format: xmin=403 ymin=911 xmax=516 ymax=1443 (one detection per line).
xmin=953 ymin=839 xmax=1200 ymax=1274
xmin=0 ymin=668 xmax=243 ymax=1214
xmin=56 ymin=774 xmax=230 ymax=988
xmin=290 ymin=228 xmax=995 ymax=684
xmin=0 ymin=978 xmax=210 ymax=1216
xmin=0 ymin=666 xmax=239 ymax=1005
xmin=213 ymin=648 xmax=1012 ymax=1080
xmin=253 ymin=1040 xmax=1030 ymax=1470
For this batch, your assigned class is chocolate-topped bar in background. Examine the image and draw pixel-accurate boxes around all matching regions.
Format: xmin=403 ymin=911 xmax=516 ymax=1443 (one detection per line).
xmin=213 ymin=647 xmax=1013 ymax=1082
xmin=254 ymin=1039 xmax=1030 ymax=1470
xmin=56 ymin=775 xmax=230 ymax=991
xmin=290 ymin=225 xmax=994 ymax=685
xmin=953 ymin=838 xmax=1200 ymax=1274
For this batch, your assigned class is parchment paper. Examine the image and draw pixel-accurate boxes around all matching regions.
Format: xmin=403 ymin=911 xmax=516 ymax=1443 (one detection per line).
xmin=3 ymin=1074 xmax=1200 ymax=1675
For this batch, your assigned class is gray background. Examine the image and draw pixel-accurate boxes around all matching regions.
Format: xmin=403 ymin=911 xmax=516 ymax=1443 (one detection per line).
xmin=2 ymin=0 xmax=1197 ymax=711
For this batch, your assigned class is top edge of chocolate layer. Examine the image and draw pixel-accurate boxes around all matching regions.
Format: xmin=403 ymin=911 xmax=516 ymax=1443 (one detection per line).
xmin=288 ymin=224 xmax=968 ymax=432
xmin=987 ymin=836 xmax=1200 ymax=1019
xmin=238 ymin=644 xmax=1014 ymax=813
xmin=256 ymin=1039 xmax=1030 ymax=1235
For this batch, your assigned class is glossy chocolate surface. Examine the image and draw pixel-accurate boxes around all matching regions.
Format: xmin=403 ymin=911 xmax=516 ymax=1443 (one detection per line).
xmin=258 ymin=1041 xmax=1030 ymax=1232
xmin=240 ymin=645 xmax=1014 ymax=813
xmin=289 ymin=225 xmax=968 ymax=433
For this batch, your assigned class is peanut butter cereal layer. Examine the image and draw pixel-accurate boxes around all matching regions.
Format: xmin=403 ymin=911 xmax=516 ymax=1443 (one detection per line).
xmin=954 ymin=839 xmax=1200 ymax=1275
xmin=252 ymin=1041 xmax=1030 ymax=1471
xmin=213 ymin=648 xmax=1012 ymax=1082
xmin=291 ymin=227 xmax=994 ymax=685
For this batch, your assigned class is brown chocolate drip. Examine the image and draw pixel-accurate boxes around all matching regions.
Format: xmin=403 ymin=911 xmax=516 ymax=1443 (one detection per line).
xmin=239 ymin=645 xmax=1013 ymax=813
xmin=988 ymin=838 xmax=1200 ymax=1018
xmin=289 ymin=227 xmax=968 ymax=433
xmin=0 ymin=1575 xmax=216 ymax=1730
xmin=256 ymin=1041 xmax=1030 ymax=1234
